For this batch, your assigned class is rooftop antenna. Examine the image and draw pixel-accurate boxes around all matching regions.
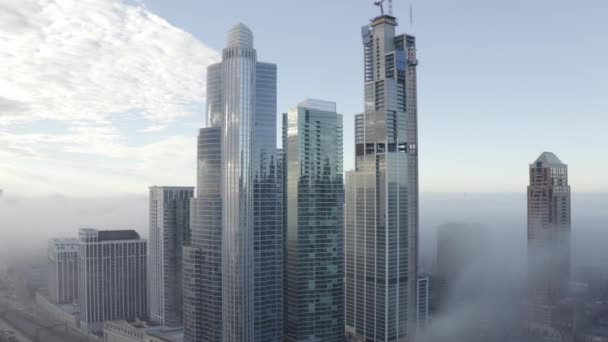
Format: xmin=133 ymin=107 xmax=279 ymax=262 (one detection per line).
xmin=374 ymin=0 xmax=393 ymax=16
xmin=410 ymin=3 xmax=414 ymax=27
xmin=374 ymin=0 xmax=385 ymax=16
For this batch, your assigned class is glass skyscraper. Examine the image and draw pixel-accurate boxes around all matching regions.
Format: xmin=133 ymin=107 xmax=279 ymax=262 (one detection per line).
xmin=183 ymin=23 xmax=282 ymax=342
xmin=345 ymin=13 xmax=420 ymax=342
xmin=184 ymin=127 xmax=222 ymax=342
xmin=526 ymin=152 xmax=571 ymax=338
xmin=148 ymin=186 xmax=193 ymax=327
xmin=284 ymin=100 xmax=344 ymax=341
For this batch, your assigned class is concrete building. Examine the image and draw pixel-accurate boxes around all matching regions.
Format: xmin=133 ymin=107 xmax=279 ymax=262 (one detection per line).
xmin=48 ymin=238 xmax=79 ymax=304
xmin=283 ymin=100 xmax=344 ymax=341
xmin=183 ymin=23 xmax=283 ymax=342
xmin=148 ymin=186 xmax=193 ymax=327
xmin=526 ymin=152 xmax=572 ymax=339
xmin=36 ymin=291 xmax=80 ymax=331
xmin=79 ymin=229 xmax=147 ymax=334
xmin=435 ymin=223 xmax=491 ymax=310
xmin=104 ymin=320 xmax=184 ymax=342
xmin=345 ymin=9 xmax=420 ymax=342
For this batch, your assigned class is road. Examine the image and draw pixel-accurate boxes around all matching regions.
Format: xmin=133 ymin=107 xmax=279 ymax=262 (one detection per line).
xmin=0 ymin=310 xmax=85 ymax=342
xmin=0 ymin=316 xmax=32 ymax=342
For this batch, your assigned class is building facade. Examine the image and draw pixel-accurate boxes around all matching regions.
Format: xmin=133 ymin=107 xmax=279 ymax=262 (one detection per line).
xmin=416 ymin=276 xmax=429 ymax=331
xmin=526 ymin=152 xmax=572 ymax=339
xmin=345 ymin=13 xmax=420 ymax=342
xmin=183 ymin=127 xmax=223 ymax=342
xmin=284 ymin=100 xmax=344 ymax=341
xmin=78 ymin=229 xmax=147 ymax=334
xmin=148 ymin=186 xmax=193 ymax=327
xmin=48 ymin=238 xmax=79 ymax=304
xmin=183 ymin=23 xmax=283 ymax=342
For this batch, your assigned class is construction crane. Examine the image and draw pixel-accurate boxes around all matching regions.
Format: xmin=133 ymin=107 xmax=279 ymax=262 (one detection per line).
xmin=374 ymin=0 xmax=393 ymax=16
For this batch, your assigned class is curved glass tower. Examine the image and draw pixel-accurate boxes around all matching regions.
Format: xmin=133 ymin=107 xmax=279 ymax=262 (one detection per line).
xmin=221 ymin=23 xmax=257 ymax=342
xmin=184 ymin=23 xmax=282 ymax=342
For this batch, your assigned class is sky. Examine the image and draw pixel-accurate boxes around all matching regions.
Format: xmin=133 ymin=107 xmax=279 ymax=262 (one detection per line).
xmin=1 ymin=0 xmax=607 ymax=197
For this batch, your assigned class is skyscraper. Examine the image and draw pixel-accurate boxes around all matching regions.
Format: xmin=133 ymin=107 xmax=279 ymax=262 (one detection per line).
xmin=148 ymin=186 xmax=194 ymax=327
xmin=184 ymin=127 xmax=222 ymax=342
xmin=78 ymin=229 xmax=147 ymax=334
xmin=526 ymin=152 xmax=571 ymax=338
xmin=284 ymin=99 xmax=344 ymax=341
xmin=183 ymin=23 xmax=282 ymax=342
xmin=47 ymin=238 xmax=79 ymax=304
xmin=345 ymin=11 xmax=420 ymax=342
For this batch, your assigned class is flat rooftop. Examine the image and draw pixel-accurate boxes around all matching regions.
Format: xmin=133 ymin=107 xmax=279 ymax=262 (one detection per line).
xmin=98 ymin=230 xmax=140 ymax=241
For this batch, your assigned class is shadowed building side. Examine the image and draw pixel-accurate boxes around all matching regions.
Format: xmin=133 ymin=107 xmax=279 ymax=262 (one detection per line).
xmin=148 ymin=186 xmax=193 ymax=327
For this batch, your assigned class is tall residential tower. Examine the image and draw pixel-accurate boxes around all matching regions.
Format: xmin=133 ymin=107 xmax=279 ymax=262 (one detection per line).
xmin=183 ymin=23 xmax=283 ymax=342
xmin=148 ymin=186 xmax=193 ymax=327
xmin=345 ymin=12 xmax=420 ymax=342
xmin=284 ymin=100 xmax=344 ymax=341
xmin=526 ymin=152 xmax=571 ymax=339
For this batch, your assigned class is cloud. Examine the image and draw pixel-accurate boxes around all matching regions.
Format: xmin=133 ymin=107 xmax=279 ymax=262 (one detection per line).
xmin=139 ymin=125 xmax=166 ymax=133
xmin=0 ymin=0 xmax=217 ymax=195
xmin=0 ymin=0 xmax=219 ymax=125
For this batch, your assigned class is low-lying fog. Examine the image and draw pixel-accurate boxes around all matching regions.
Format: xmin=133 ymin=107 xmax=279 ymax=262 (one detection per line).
xmin=1 ymin=192 xmax=606 ymax=341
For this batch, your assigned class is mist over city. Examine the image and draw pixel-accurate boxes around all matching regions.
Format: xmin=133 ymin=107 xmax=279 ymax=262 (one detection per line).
xmin=1 ymin=0 xmax=608 ymax=342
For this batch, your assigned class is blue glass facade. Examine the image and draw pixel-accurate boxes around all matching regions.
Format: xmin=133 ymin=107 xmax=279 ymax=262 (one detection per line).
xmin=184 ymin=127 xmax=222 ymax=342
xmin=284 ymin=100 xmax=344 ymax=342
xmin=253 ymin=62 xmax=283 ymax=342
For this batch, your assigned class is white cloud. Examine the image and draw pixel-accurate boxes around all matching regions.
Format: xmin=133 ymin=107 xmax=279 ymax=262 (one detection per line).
xmin=0 ymin=0 xmax=219 ymax=125
xmin=139 ymin=125 xmax=166 ymax=133
xmin=0 ymin=127 xmax=196 ymax=196
xmin=0 ymin=0 xmax=217 ymax=195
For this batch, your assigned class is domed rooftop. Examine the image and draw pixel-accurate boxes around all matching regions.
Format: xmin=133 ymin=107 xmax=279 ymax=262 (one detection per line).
xmin=534 ymin=152 xmax=564 ymax=165
xmin=226 ymin=23 xmax=254 ymax=48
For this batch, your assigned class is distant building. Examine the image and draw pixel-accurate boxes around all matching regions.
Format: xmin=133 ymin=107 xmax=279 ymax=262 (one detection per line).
xmin=435 ymin=222 xmax=491 ymax=309
xmin=283 ymin=100 xmax=344 ymax=341
xmin=526 ymin=152 xmax=572 ymax=339
xmin=417 ymin=276 xmax=429 ymax=331
xmin=148 ymin=186 xmax=193 ymax=327
xmin=48 ymin=238 xmax=79 ymax=304
xmin=78 ymin=229 xmax=147 ymax=334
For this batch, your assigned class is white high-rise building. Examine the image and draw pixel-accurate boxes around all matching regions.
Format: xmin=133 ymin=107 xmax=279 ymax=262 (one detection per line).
xmin=78 ymin=229 xmax=147 ymax=334
xmin=47 ymin=238 xmax=79 ymax=304
xmin=148 ymin=186 xmax=193 ymax=327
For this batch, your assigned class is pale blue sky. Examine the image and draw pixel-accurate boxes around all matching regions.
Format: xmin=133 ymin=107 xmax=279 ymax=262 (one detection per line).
xmin=1 ymin=0 xmax=607 ymax=196
xmin=143 ymin=0 xmax=608 ymax=192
